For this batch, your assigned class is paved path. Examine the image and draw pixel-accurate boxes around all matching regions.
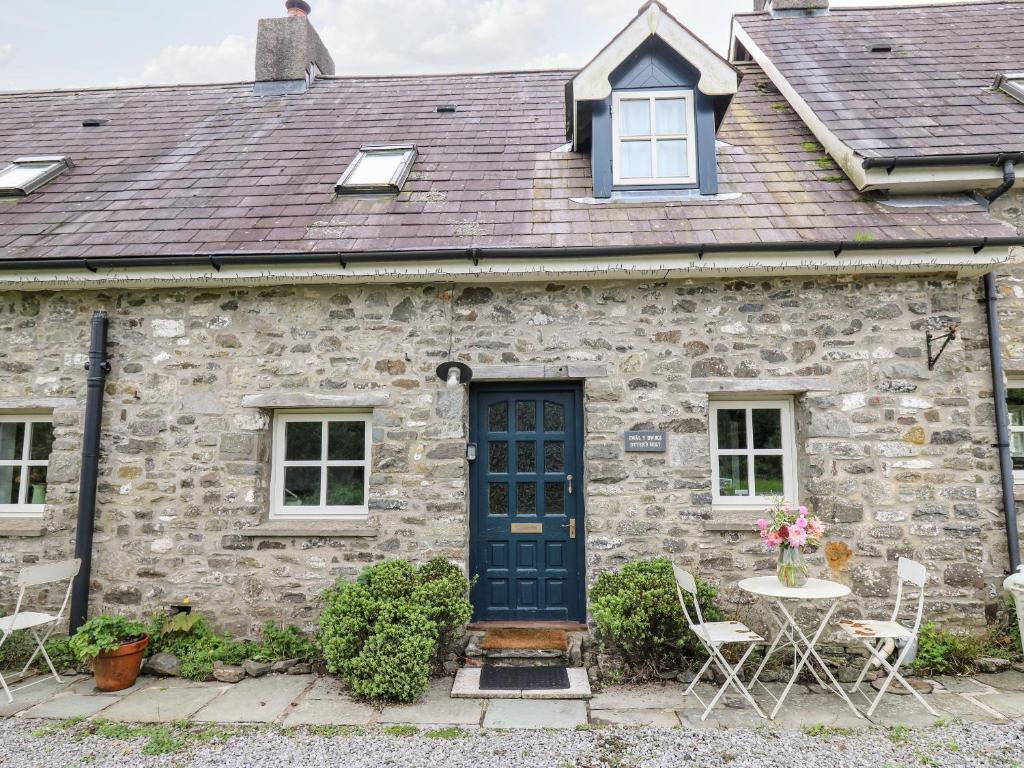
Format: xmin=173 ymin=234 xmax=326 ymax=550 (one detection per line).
xmin=2 ymin=670 xmax=1024 ymax=730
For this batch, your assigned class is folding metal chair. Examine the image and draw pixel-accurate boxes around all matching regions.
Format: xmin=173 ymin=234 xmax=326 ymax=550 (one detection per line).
xmin=0 ymin=559 xmax=81 ymax=703
xmin=673 ymin=564 xmax=766 ymax=721
xmin=839 ymin=556 xmax=938 ymax=719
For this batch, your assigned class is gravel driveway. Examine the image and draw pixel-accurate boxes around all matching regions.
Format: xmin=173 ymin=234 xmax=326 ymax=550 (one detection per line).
xmin=2 ymin=718 xmax=1022 ymax=768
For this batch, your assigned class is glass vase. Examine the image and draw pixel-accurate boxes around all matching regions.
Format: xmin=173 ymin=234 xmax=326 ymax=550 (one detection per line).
xmin=777 ymin=547 xmax=808 ymax=588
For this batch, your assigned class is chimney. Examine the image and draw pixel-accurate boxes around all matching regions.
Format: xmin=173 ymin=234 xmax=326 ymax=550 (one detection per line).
xmin=770 ymin=0 xmax=829 ymax=13
xmin=254 ymin=1 xmax=335 ymax=96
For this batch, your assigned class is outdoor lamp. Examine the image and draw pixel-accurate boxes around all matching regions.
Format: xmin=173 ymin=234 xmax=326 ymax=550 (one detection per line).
xmin=436 ymin=361 xmax=473 ymax=389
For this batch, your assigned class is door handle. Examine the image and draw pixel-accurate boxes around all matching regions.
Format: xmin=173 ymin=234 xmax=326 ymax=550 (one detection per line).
xmin=561 ymin=518 xmax=576 ymax=539
xmin=567 ymin=474 xmax=574 ymax=495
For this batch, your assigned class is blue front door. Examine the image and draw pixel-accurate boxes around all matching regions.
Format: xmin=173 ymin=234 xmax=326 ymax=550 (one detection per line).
xmin=469 ymin=383 xmax=585 ymax=622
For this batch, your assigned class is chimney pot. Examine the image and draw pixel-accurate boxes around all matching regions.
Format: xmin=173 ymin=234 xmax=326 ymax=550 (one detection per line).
xmin=286 ymin=0 xmax=312 ymax=17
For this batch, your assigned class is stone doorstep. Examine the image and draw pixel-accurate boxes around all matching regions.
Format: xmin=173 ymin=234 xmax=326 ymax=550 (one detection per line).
xmin=451 ymin=667 xmax=591 ymax=700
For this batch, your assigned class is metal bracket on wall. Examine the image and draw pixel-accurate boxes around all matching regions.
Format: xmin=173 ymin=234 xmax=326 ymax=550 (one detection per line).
xmin=926 ymin=324 xmax=958 ymax=371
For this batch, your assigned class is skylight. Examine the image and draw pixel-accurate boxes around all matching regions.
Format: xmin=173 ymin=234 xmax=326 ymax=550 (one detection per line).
xmin=335 ymin=145 xmax=417 ymax=195
xmin=0 ymin=156 xmax=73 ymax=197
xmin=996 ymin=73 xmax=1024 ymax=105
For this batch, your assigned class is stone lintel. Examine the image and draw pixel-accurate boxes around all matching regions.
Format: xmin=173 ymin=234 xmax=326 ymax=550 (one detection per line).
xmin=471 ymin=363 xmax=608 ymax=381
xmin=0 ymin=398 xmax=75 ymax=412
xmin=689 ymin=377 xmax=831 ymax=395
xmin=1003 ymin=358 xmax=1024 ymax=376
xmin=240 ymin=392 xmax=388 ymax=410
xmin=0 ymin=519 xmax=47 ymax=537
xmin=237 ymin=520 xmax=378 ymax=538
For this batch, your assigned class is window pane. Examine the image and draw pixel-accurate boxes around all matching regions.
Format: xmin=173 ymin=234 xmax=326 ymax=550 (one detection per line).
xmin=754 ymin=456 xmax=784 ymax=496
xmin=516 ymin=401 xmax=536 ymax=432
xmin=489 ymin=441 xmax=508 ymax=473
xmin=0 ymin=162 xmax=59 ymax=190
xmin=489 ymin=482 xmax=509 ymax=515
xmin=655 ymin=99 xmax=687 ymax=135
xmin=752 ymin=409 xmax=782 ymax=450
xmin=283 ymin=466 xmax=320 ymax=506
xmin=517 ymin=442 xmax=536 ymax=473
xmin=285 ymin=421 xmax=322 ymax=461
xmin=718 ymin=455 xmax=748 ymax=497
xmin=0 ymin=422 xmax=25 ymax=461
xmin=619 ymin=99 xmax=651 ymax=136
xmin=26 ymin=466 xmax=47 ymax=505
xmin=517 ymin=482 xmax=536 ymax=516
xmin=544 ymin=401 xmax=565 ymax=432
xmin=655 ymin=139 xmax=688 ymax=178
xmin=716 ymin=409 xmax=747 ymax=450
xmin=345 ymin=150 xmax=406 ymax=187
xmin=620 ymin=140 xmax=652 ymax=179
xmin=327 ymin=466 xmax=364 ymax=506
xmin=0 ymin=466 xmax=19 ymax=505
xmin=328 ymin=421 xmax=364 ymax=461
xmin=1014 ymin=432 xmax=1024 ymax=469
xmin=544 ymin=482 xmax=564 ymax=515
xmin=544 ymin=441 xmax=565 ymax=473
xmin=488 ymin=402 xmax=508 ymax=433
xmin=1009 ymin=388 xmax=1024 ymax=426
xmin=29 ymin=422 xmax=54 ymax=461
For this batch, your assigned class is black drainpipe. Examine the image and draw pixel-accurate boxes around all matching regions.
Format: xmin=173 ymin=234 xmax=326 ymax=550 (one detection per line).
xmin=984 ymin=158 xmax=1021 ymax=573
xmin=69 ymin=311 xmax=110 ymax=633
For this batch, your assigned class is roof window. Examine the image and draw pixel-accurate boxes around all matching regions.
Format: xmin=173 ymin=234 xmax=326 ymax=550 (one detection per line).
xmin=335 ymin=145 xmax=417 ymax=195
xmin=995 ymin=73 xmax=1024 ymax=105
xmin=0 ymin=156 xmax=73 ymax=197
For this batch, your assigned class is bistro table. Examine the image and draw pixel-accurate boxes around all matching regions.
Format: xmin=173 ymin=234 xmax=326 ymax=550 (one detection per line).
xmin=738 ymin=576 xmax=863 ymax=720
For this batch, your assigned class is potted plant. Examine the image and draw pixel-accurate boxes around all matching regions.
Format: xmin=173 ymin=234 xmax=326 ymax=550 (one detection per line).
xmin=69 ymin=615 xmax=149 ymax=692
xmin=756 ymin=500 xmax=825 ymax=588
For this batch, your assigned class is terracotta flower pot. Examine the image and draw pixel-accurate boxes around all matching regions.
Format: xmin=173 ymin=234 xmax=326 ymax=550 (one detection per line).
xmin=93 ymin=635 xmax=149 ymax=692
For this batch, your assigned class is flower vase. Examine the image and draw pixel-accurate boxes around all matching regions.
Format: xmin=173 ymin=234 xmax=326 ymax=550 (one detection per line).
xmin=777 ymin=547 xmax=808 ymax=588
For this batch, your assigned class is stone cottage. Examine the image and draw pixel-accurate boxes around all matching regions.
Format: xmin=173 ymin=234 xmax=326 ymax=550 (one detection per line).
xmin=0 ymin=0 xmax=1022 ymax=635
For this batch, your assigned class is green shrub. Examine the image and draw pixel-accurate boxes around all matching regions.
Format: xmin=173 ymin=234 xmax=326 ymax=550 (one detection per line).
xmin=318 ymin=557 xmax=472 ymax=703
xmin=43 ymin=637 xmax=77 ymax=671
xmin=590 ymin=558 xmax=723 ymax=678
xmin=0 ymin=631 xmax=35 ymax=671
xmin=68 ymin=615 xmax=146 ymax=663
xmin=912 ymin=623 xmax=986 ymax=676
xmin=146 ymin=612 xmax=250 ymax=681
xmin=250 ymin=621 xmax=317 ymax=664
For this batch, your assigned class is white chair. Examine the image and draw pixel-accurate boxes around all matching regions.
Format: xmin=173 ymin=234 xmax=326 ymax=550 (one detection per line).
xmin=839 ymin=556 xmax=938 ymax=719
xmin=0 ymin=559 xmax=81 ymax=703
xmin=673 ymin=564 xmax=766 ymax=721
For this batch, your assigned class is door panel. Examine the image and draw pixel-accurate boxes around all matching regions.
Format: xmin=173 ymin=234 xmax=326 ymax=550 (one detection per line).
xmin=469 ymin=383 xmax=585 ymax=622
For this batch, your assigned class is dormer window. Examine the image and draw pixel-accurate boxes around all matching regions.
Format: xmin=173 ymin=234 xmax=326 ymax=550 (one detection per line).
xmin=0 ymin=156 xmax=73 ymax=198
xmin=612 ymin=90 xmax=696 ymax=186
xmin=335 ymin=145 xmax=417 ymax=195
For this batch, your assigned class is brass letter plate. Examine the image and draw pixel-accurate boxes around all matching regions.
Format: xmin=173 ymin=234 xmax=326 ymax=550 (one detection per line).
xmin=510 ymin=523 xmax=543 ymax=534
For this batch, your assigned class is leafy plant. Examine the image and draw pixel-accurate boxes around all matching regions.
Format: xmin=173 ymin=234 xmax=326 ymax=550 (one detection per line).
xmin=68 ymin=615 xmax=146 ymax=663
xmin=590 ymin=558 xmax=723 ymax=679
xmin=145 ymin=611 xmax=250 ymax=681
xmin=43 ymin=637 xmax=77 ymax=671
xmin=250 ymin=621 xmax=317 ymax=664
xmin=0 ymin=630 xmax=35 ymax=671
xmin=318 ymin=557 xmax=472 ymax=703
xmin=912 ymin=623 xmax=986 ymax=676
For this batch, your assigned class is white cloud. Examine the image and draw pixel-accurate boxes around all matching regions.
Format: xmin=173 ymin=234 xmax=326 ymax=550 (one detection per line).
xmin=123 ymin=34 xmax=255 ymax=86
xmin=0 ymin=43 xmax=14 ymax=68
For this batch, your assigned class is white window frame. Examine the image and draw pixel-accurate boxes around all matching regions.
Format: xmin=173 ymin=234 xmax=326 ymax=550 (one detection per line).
xmin=270 ymin=411 xmax=372 ymax=520
xmin=1008 ymin=377 xmax=1024 ymax=483
xmin=709 ymin=398 xmax=797 ymax=510
xmin=0 ymin=414 xmax=54 ymax=518
xmin=611 ymin=89 xmax=697 ymax=187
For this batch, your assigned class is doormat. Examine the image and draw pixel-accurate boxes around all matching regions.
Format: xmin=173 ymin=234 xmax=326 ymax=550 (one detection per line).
xmin=479 ymin=666 xmax=570 ymax=691
xmin=480 ymin=628 xmax=568 ymax=651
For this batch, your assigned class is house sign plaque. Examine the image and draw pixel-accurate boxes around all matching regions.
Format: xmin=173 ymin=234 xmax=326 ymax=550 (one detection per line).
xmin=624 ymin=431 xmax=667 ymax=452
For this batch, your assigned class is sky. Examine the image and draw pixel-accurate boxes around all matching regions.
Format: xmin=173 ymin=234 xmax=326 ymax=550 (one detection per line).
xmin=0 ymin=0 xmax=972 ymax=92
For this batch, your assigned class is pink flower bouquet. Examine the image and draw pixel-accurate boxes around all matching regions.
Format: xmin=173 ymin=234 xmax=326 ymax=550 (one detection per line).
xmin=756 ymin=500 xmax=824 ymax=587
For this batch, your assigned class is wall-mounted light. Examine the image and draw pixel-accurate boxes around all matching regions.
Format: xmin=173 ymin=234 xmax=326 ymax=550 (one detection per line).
xmin=436 ymin=361 xmax=473 ymax=389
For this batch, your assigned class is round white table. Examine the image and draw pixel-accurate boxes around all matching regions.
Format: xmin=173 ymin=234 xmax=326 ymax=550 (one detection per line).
xmin=738 ymin=576 xmax=863 ymax=720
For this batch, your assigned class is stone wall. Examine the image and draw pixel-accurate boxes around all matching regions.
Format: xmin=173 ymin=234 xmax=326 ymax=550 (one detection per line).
xmin=0 ymin=272 xmax=1008 ymax=635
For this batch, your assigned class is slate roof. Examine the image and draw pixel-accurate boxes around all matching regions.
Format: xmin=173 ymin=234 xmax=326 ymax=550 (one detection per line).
xmin=0 ymin=61 xmax=1014 ymax=263
xmin=736 ymin=0 xmax=1024 ymax=160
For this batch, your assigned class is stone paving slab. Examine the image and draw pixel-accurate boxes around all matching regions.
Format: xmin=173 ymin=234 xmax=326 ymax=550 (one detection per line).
xmin=101 ymin=683 xmax=229 ymax=723
xmin=482 ymin=699 xmax=588 ymax=729
xmin=973 ymin=690 xmax=1024 ymax=718
xmin=21 ymin=692 xmax=119 ymax=720
xmin=379 ymin=679 xmax=482 ymax=726
xmin=67 ymin=676 xmax=153 ymax=698
xmin=590 ymin=708 xmax=680 ymax=727
xmin=282 ymin=697 xmax=377 ymax=727
xmin=589 ymin=682 xmax=688 ymax=710
xmin=973 ymin=670 xmax=1024 ymax=691
xmin=930 ymin=692 xmax=1006 ymax=722
xmin=0 ymin=676 xmax=74 ymax=718
xmin=193 ymin=675 xmax=313 ymax=724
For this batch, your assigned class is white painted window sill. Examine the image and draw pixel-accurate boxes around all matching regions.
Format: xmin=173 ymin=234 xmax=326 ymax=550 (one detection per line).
xmin=238 ymin=521 xmax=378 ymax=538
xmin=0 ymin=519 xmax=46 ymax=537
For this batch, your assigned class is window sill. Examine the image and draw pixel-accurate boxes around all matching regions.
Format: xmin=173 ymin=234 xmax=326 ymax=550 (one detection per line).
xmin=238 ymin=520 xmax=378 ymax=538
xmin=0 ymin=519 xmax=46 ymax=537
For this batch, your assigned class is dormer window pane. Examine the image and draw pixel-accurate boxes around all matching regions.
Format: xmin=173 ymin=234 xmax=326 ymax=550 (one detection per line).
xmin=0 ymin=156 xmax=72 ymax=197
xmin=335 ymin=145 xmax=417 ymax=195
xmin=612 ymin=90 xmax=696 ymax=186
xmin=346 ymin=150 xmax=406 ymax=187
